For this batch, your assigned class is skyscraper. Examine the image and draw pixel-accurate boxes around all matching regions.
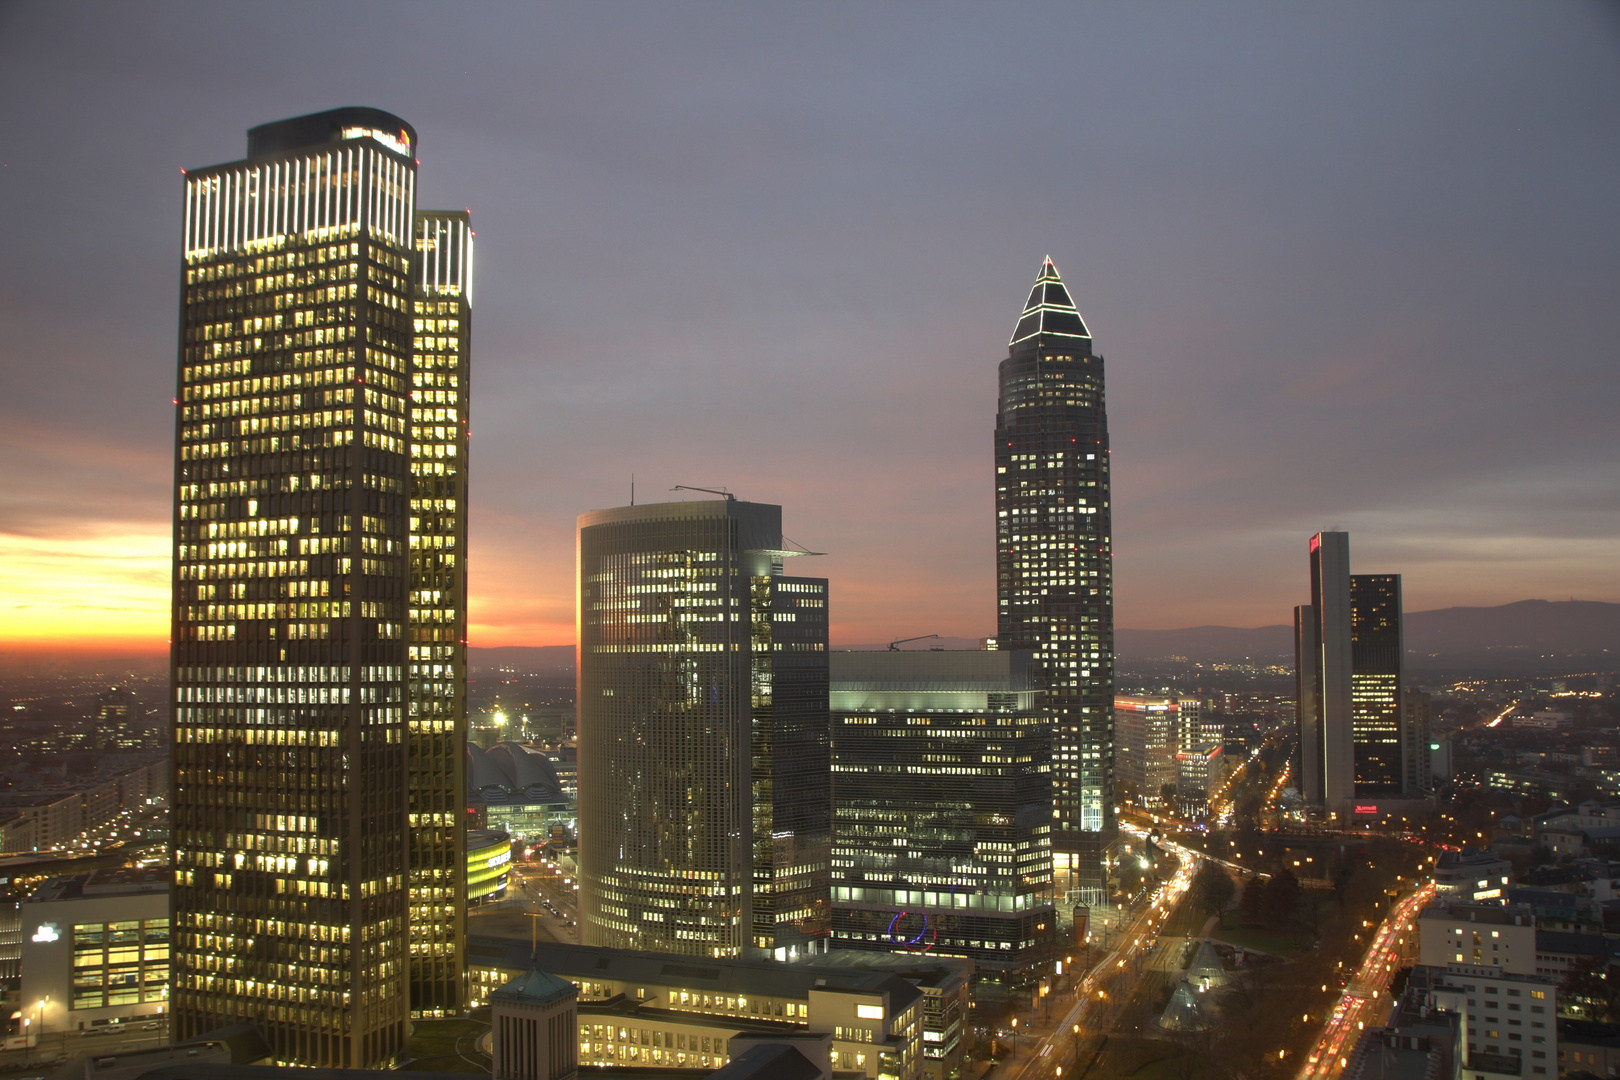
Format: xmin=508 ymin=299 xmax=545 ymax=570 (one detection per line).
xmin=1349 ymin=573 xmax=1404 ymax=794
xmin=995 ymin=257 xmax=1113 ymax=904
xmin=170 ymin=108 xmax=470 ymax=1066
xmin=1293 ymin=603 xmax=1321 ymax=801
xmin=828 ymin=650 xmax=1055 ymax=971
xmin=1295 ymin=535 xmax=1421 ymax=810
xmin=1298 ymin=532 xmax=1356 ymax=808
xmin=576 ymin=498 xmax=829 ymax=959
xmin=406 ymin=210 xmax=472 ymax=1016
xmin=1114 ymin=695 xmax=1202 ymax=807
xmin=1404 ymin=690 xmax=1433 ymax=796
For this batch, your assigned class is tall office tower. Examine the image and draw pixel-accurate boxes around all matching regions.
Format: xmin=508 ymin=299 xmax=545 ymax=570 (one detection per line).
xmin=1404 ymin=690 xmax=1432 ymax=796
xmin=96 ymin=686 xmax=143 ymax=750
xmin=576 ymin=498 xmax=829 ymax=959
xmin=1114 ymin=696 xmax=1203 ymax=806
xmin=995 ymin=257 xmax=1113 ymax=904
xmin=1295 ymin=532 xmax=1355 ymax=810
xmin=1293 ymin=604 xmax=1321 ymax=803
xmin=406 ymin=211 xmax=472 ymax=1016
xmin=1349 ymin=574 xmax=1404 ymax=795
xmin=828 ymin=650 xmax=1054 ymax=971
xmin=171 ymin=108 xmax=471 ymax=1066
xmin=1170 ymin=695 xmax=1210 ymax=750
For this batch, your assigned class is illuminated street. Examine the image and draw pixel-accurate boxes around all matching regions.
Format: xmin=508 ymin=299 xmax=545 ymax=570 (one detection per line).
xmin=1298 ymin=883 xmax=1432 ymax=1080
xmin=998 ymin=833 xmax=1200 ymax=1078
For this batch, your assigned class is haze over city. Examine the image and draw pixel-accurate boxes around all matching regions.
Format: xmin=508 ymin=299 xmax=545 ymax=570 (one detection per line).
xmin=1 ymin=2 xmax=1616 ymax=657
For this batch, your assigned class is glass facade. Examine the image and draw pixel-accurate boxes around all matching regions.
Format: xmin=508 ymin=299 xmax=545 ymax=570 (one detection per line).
xmin=1350 ymin=573 xmax=1404 ymax=794
xmin=995 ymin=257 xmax=1114 ymax=903
xmin=1115 ymin=696 xmax=1201 ymax=807
xmin=406 ymin=211 xmax=472 ymax=1017
xmin=576 ymin=499 xmax=829 ymax=958
xmin=71 ymin=919 xmax=169 ymax=1011
xmin=465 ymin=830 xmax=513 ymax=904
xmin=170 ymin=108 xmax=470 ymax=1067
xmin=828 ymin=650 xmax=1055 ymax=971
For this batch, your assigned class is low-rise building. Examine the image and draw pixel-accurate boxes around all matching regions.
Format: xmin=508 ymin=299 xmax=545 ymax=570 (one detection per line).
xmin=469 ymin=936 xmax=947 ymax=1080
xmin=1556 ymin=1019 xmax=1620 ymax=1077
xmin=20 ymin=868 xmax=170 ymax=1034
xmin=1436 ymin=851 xmax=1515 ymax=902
xmin=469 ymin=829 xmax=514 ymax=904
xmin=0 ymin=757 xmax=169 ymax=854
xmin=1535 ymin=805 xmax=1620 ymax=858
xmin=1357 ymin=972 xmax=1464 ymax=1080
xmin=469 ymin=742 xmax=574 ymax=844
xmin=1417 ymin=963 xmax=1557 ymax=1079
xmin=1420 ymin=903 xmax=1536 ymax=973
xmin=1531 ymin=931 xmax=1620 ymax=984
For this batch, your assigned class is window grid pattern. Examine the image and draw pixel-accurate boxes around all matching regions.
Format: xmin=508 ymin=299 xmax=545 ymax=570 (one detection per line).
xmin=406 ymin=210 xmax=472 ymax=1016
xmin=994 ymin=259 xmax=1113 ymax=900
xmin=750 ymin=576 xmax=831 ymax=950
xmin=578 ymin=502 xmax=830 ymax=958
xmin=71 ymin=919 xmax=170 ymax=1010
xmin=578 ymin=512 xmax=753 ymax=958
xmin=1350 ymin=573 xmax=1404 ymax=794
xmin=830 ymin=706 xmax=1054 ymax=969
xmin=170 ymin=120 xmax=468 ymax=1069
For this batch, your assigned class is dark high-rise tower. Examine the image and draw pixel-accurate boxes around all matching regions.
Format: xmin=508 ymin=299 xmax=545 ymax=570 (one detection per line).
xmin=1350 ymin=573 xmax=1404 ymax=794
xmin=170 ymin=108 xmax=471 ymax=1067
xmin=995 ymin=257 xmax=1114 ymax=904
xmin=1296 ymin=535 xmax=1415 ymax=809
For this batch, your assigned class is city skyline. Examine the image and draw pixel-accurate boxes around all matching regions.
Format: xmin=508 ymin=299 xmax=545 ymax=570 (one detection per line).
xmin=3 ymin=3 xmax=1619 ymax=657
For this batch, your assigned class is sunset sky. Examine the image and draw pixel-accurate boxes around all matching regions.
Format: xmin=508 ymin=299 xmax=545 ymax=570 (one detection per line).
xmin=1 ymin=3 xmax=1617 ymax=656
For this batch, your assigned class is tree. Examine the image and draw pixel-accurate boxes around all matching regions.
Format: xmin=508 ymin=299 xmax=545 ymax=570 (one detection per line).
xmin=1190 ymin=861 xmax=1237 ymax=926
xmin=1262 ymin=865 xmax=1302 ymax=926
xmin=1561 ymin=955 xmax=1620 ymax=1022
xmin=1240 ymin=876 xmax=1267 ymax=923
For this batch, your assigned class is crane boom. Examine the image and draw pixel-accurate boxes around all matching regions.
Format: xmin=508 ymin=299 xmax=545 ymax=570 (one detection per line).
xmin=670 ymin=485 xmax=735 ymax=501
xmin=888 ymin=634 xmax=942 ymax=651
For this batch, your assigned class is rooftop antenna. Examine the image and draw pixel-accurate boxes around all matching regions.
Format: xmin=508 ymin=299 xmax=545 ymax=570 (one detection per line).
xmin=526 ymin=901 xmax=542 ymax=964
xmin=631 ymin=474 xmax=635 ymax=506
xmin=671 ymin=485 xmax=735 ymax=501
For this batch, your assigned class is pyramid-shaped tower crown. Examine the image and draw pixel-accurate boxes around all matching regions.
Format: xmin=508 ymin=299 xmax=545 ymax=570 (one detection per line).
xmin=1010 ymin=256 xmax=1092 ymax=347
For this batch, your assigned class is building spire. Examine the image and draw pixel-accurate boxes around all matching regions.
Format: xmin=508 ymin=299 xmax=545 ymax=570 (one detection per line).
xmin=1009 ymin=255 xmax=1091 ymax=346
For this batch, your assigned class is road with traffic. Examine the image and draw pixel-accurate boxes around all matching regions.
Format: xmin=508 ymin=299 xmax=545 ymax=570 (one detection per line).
xmin=1297 ymin=883 xmax=1430 ymax=1080
xmin=996 ymin=832 xmax=1201 ymax=1079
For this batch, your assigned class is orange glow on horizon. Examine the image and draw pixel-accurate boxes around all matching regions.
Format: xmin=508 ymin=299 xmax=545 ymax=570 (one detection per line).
xmin=0 ymin=528 xmax=170 ymax=650
xmin=0 ymin=526 xmax=587 ymax=652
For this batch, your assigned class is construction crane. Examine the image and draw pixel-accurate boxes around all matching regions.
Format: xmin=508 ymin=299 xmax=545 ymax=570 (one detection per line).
xmin=670 ymin=485 xmax=735 ymax=501
xmin=888 ymin=634 xmax=941 ymax=651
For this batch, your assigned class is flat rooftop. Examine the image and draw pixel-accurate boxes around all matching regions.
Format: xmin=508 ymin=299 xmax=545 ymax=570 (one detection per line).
xmin=29 ymin=867 xmax=170 ymax=902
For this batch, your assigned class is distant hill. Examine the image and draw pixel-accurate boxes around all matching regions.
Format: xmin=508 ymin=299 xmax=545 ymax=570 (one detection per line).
xmin=1118 ymin=599 xmax=1620 ymax=672
xmin=472 ymin=601 xmax=1619 ymax=676
xmin=1403 ymin=599 xmax=1620 ymax=658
